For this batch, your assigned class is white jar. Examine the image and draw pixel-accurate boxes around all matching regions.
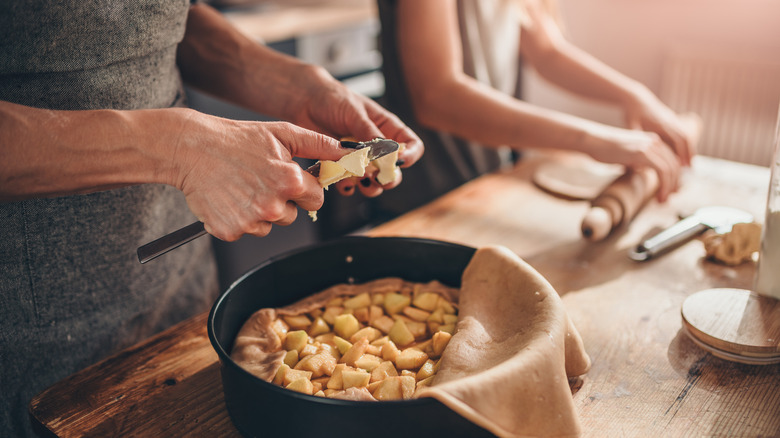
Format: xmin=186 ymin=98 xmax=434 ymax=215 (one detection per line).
xmin=755 ymin=104 xmax=780 ymax=300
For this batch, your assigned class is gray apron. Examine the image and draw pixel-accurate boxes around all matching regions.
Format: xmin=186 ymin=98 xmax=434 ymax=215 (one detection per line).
xmin=0 ymin=1 xmax=218 ymax=436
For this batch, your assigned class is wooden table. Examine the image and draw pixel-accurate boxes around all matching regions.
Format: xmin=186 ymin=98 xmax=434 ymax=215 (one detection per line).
xmin=223 ymin=0 xmax=377 ymax=44
xmin=29 ymin=154 xmax=780 ymax=437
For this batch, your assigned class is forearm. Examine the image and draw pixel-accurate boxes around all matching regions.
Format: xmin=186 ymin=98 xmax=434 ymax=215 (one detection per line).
xmin=528 ymin=39 xmax=651 ymax=109
xmin=0 ymin=101 xmax=181 ymax=201
xmin=412 ymin=74 xmax=599 ymax=153
xmin=519 ymin=3 xmax=651 ymax=111
xmin=177 ymin=3 xmax=323 ymax=123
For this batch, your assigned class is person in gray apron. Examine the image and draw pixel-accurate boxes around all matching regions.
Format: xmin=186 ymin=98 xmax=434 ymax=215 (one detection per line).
xmin=0 ymin=2 xmax=422 ymax=436
xmin=374 ymin=0 xmax=696 ymax=218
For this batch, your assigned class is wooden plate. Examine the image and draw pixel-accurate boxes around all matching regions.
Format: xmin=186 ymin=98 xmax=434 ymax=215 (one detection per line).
xmin=681 ymin=288 xmax=780 ymax=365
xmin=532 ymin=155 xmax=623 ymax=200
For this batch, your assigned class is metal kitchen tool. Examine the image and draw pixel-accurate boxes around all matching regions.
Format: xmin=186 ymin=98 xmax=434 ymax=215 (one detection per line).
xmin=628 ymin=206 xmax=754 ymax=261
xmin=137 ymin=139 xmax=399 ymax=264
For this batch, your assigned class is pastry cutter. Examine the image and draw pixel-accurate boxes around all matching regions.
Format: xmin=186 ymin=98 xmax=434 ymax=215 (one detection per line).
xmin=137 ymin=139 xmax=399 ymax=264
xmin=628 ymin=206 xmax=754 ymax=261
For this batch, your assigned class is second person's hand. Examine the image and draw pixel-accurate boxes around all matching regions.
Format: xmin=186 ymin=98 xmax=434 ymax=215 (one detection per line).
xmin=284 ymin=66 xmax=424 ymax=197
xmin=582 ymin=123 xmax=682 ymax=202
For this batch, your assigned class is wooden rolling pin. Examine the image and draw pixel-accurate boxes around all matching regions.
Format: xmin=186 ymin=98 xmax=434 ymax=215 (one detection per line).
xmin=581 ymin=167 xmax=659 ymax=241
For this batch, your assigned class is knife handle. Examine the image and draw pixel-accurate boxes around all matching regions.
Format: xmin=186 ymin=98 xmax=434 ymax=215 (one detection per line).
xmin=137 ymin=221 xmax=207 ymax=264
xmin=628 ymin=216 xmax=709 ymax=261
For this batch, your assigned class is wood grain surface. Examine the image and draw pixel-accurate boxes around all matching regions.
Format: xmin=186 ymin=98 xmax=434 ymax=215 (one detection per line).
xmin=29 ymin=154 xmax=780 ymax=437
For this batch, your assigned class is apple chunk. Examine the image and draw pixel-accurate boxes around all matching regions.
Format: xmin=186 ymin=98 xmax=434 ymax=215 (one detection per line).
xmin=286 ymin=378 xmax=314 ymax=395
xmin=384 ymin=293 xmax=411 ymax=315
xmin=432 ymin=331 xmax=452 ymax=357
xmin=395 ymin=348 xmax=428 ymax=370
xmin=283 ymin=330 xmax=308 ymax=353
xmin=341 ymin=369 xmax=371 ymax=389
xmin=333 ymin=313 xmax=360 ymax=339
xmin=371 ymin=376 xmax=416 ymax=401
xmin=388 ymin=319 xmax=415 ymax=347
xmin=412 ymin=292 xmax=440 ymax=311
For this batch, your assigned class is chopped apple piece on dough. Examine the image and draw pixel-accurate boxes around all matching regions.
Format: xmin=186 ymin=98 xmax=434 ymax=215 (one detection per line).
xmin=333 ymin=313 xmax=360 ymax=340
xmin=283 ymin=330 xmax=308 ymax=353
xmin=340 ymin=337 xmax=369 ymax=366
xmin=396 ymin=348 xmax=429 ymax=370
xmin=370 ymin=360 xmax=399 ymax=383
xmin=388 ymin=319 xmax=415 ymax=347
xmin=371 ymin=376 xmax=416 ymax=401
xmin=381 ymin=340 xmax=400 ymax=362
xmin=384 ymin=293 xmax=411 ymax=315
xmin=412 ymin=292 xmax=440 ymax=312
xmin=416 ymin=359 xmax=436 ymax=381
xmin=432 ymin=331 xmax=452 ymax=358
xmin=341 ymin=369 xmax=371 ymax=389
xmin=350 ymin=326 xmax=382 ymax=344
xmin=283 ymin=369 xmax=313 ymax=387
xmin=286 ymin=377 xmax=314 ymax=395
xmin=343 ymin=292 xmax=371 ymax=309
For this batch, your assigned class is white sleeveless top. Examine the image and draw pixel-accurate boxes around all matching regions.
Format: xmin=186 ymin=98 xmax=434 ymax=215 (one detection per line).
xmin=376 ymin=0 xmax=523 ymax=216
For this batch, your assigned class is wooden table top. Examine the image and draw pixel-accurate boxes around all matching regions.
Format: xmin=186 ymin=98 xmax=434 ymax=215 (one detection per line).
xmin=29 ymin=154 xmax=780 ymax=437
xmin=223 ymin=0 xmax=377 ymax=44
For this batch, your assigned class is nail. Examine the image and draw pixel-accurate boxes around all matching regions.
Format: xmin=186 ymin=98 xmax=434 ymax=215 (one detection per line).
xmin=360 ymin=178 xmax=372 ymax=187
xmin=340 ymin=140 xmax=362 ymax=149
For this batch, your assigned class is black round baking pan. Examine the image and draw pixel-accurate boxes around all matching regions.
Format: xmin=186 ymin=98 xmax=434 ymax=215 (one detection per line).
xmin=208 ymin=236 xmax=495 ymax=438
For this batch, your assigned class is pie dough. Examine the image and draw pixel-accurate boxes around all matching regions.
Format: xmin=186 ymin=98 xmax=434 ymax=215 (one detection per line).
xmin=231 ymin=246 xmax=591 ymax=437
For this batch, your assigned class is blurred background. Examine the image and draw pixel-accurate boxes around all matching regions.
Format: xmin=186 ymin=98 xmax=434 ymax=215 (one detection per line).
xmin=528 ymin=0 xmax=780 ymax=167
xmin=190 ymin=0 xmax=780 ymax=289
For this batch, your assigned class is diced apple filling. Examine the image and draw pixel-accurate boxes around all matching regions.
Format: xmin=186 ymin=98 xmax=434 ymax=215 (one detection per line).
xmin=265 ymin=286 xmax=457 ymax=400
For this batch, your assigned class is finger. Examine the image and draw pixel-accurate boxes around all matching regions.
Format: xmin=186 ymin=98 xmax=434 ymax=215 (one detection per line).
xmin=269 ymin=201 xmax=300 ymax=227
xmin=343 ymin=97 xmax=387 ymax=142
xmin=648 ymin=145 xmax=681 ymax=202
xmin=656 ymin=126 xmax=691 ymax=168
xmin=273 ymin=122 xmax=350 ymax=162
xmin=378 ymin=166 xmax=403 ymax=190
xmin=244 ymin=221 xmax=274 ymax=238
xmin=334 ymin=178 xmax=357 ymax=196
xmin=288 ymin=166 xmax=327 ymax=212
xmin=361 ymin=98 xmax=424 ymax=166
xmin=356 ymin=168 xmax=384 ymax=197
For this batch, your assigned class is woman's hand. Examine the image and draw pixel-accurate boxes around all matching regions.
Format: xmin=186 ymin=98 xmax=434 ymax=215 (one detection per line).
xmin=178 ymin=4 xmax=423 ymax=200
xmin=172 ymin=111 xmax=349 ymax=241
xmin=582 ymin=123 xmax=682 ymax=202
xmin=625 ymin=91 xmax=696 ymax=167
xmin=286 ymin=66 xmax=423 ymax=198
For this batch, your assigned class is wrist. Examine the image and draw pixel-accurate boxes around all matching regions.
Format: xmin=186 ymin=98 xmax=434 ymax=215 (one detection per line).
xmin=125 ymin=107 xmax=198 ymax=189
xmin=622 ymin=81 xmax=656 ymax=113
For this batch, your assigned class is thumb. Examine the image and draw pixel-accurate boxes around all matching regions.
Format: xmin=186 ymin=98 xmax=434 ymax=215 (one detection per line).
xmin=274 ymin=122 xmax=348 ymax=162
